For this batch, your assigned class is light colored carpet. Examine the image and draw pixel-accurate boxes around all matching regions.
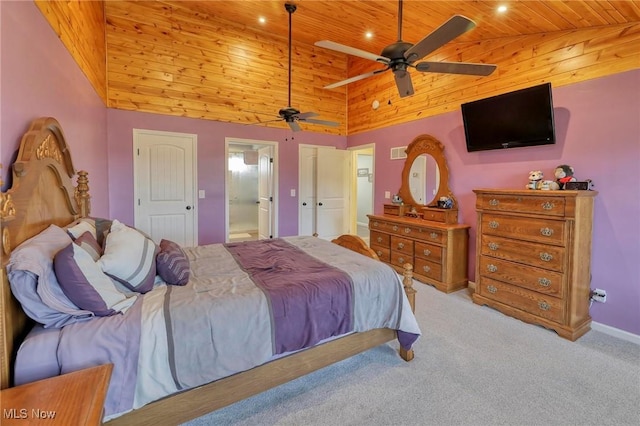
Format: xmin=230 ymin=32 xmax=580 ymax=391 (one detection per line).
xmin=229 ymin=233 xmax=253 ymax=239
xmin=183 ymin=283 xmax=640 ymax=426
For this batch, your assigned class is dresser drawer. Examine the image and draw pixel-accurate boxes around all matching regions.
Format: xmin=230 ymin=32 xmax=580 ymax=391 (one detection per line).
xmin=407 ymin=226 xmax=445 ymax=244
xmin=414 ymin=258 xmax=442 ymax=281
xmin=415 ymin=241 xmax=442 ymax=263
xmin=477 ymin=277 xmax=564 ymax=324
xmin=479 ymin=256 xmax=564 ymax=298
xmin=369 ymin=219 xmax=393 ymax=233
xmin=390 ymin=236 xmax=414 ymax=255
xmin=481 ymin=214 xmax=566 ymax=246
xmin=390 ymin=252 xmax=412 ymax=269
xmin=370 ymin=231 xmax=390 ymax=247
xmin=479 ymin=193 xmax=566 ymax=217
xmin=480 ymin=235 xmax=565 ymax=272
xmin=370 ymin=245 xmax=390 ymax=262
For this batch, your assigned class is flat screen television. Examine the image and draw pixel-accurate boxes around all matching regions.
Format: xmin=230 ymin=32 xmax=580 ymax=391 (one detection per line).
xmin=461 ymin=83 xmax=556 ymax=152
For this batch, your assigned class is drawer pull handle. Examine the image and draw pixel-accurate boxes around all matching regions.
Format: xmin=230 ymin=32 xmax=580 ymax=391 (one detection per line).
xmin=376 ymin=250 xmax=383 ymax=257
xmin=541 ymin=201 xmax=554 ymax=210
xmin=398 ymin=257 xmax=405 ymax=264
xmin=489 ymin=199 xmax=499 ymax=206
xmin=488 ymin=242 xmax=499 ymax=251
xmin=487 ymin=285 xmax=497 ymax=294
xmin=540 ymin=227 xmax=554 ymax=237
xmin=377 ymin=236 xmax=383 ymax=243
xmin=487 ymin=264 xmax=497 ymax=273
xmin=392 ymin=225 xmax=398 ymax=231
xmin=423 ymin=249 xmax=431 ymax=256
xmin=398 ymin=242 xmax=405 ymax=249
xmin=538 ymin=277 xmax=551 ymax=287
xmin=540 ymin=252 xmax=554 ymax=262
xmin=488 ymin=220 xmax=499 ymax=229
xmin=373 ymin=221 xmax=379 ymax=227
xmin=422 ymin=265 xmax=431 ymax=273
xmin=404 ymin=227 xmax=411 ymax=234
xmin=538 ymin=301 xmax=551 ymax=311
xmin=430 ymin=232 xmax=438 ymax=239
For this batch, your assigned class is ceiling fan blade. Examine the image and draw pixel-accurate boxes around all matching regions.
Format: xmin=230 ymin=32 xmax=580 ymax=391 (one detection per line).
xmin=394 ymin=70 xmax=414 ymax=98
xmin=324 ymin=69 xmax=385 ymax=89
xmin=404 ymin=15 xmax=476 ymax=63
xmin=415 ymin=61 xmax=497 ymax=76
xmin=296 ymin=111 xmax=319 ymax=119
xmin=315 ymin=40 xmax=389 ymax=63
xmin=302 ymin=118 xmax=340 ymax=127
xmin=288 ymin=120 xmax=302 ymax=132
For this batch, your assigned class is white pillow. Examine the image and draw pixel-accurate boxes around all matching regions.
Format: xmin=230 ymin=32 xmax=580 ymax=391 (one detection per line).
xmin=98 ymin=220 xmax=158 ymax=293
xmin=65 ymin=218 xmax=97 ymax=240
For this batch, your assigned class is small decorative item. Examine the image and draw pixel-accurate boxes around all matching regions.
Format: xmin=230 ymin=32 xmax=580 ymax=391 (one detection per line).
xmin=526 ymin=170 xmax=559 ymax=190
xmin=392 ymin=194 xmax=403 ymax=204
xmin=437 ymin=196 xmax=453 ymax=209
xmin=554 ymin=164 xmax=576 ymax=189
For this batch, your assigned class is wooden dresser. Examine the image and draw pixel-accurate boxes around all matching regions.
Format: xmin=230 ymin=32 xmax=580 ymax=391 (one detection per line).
xmin=368 ymin=214 xmax=469 ymax=293
xmin=472 ymin=189 xmax=597 ymax=341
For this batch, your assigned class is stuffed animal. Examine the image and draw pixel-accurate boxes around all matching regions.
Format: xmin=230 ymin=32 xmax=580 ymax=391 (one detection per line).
xmin=555 ymin=164 xmax=576 ymax=189
xmin=526 ymin=170 xmax=560 ymax=190
xmin=526 ymin=170 xmax=544 ymax=190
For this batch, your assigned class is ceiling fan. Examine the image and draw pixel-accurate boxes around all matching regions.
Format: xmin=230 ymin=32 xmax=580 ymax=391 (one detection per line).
xmin=259 ymin=3 xmax=339 ymax=132
xmin=315 ymin=0 xmax=497 ymax=98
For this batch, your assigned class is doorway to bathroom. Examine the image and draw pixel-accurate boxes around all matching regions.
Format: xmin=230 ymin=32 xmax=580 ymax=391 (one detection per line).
xmin=225 ymin=138 xmax=278 ymax=243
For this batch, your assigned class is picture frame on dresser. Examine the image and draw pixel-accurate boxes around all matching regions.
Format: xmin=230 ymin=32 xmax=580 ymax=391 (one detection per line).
xmin=369 ymin=134 xmax=470 ymax=293
xmin=472 ymin=189 xmax=598 ymax=341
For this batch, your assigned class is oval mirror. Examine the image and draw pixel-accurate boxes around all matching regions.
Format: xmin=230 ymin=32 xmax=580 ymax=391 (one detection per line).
xmin=398 ymin=134 xmax=456 ymax=209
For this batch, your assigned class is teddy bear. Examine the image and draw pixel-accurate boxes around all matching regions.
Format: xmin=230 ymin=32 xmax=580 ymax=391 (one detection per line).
xmin=526 ymin=170 xmax=560 ymax=190
xmin=555 ymin=164 xmax=576 ymax=189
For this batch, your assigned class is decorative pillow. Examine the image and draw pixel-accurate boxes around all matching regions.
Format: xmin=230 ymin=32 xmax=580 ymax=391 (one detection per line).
xmin=65 ymin=218 xmax=97 ymax=240
xmin=156 ymin=239 xmax=190 ymax=286
xmin=98 ymin=220 xmax=158 ymax=293
xmin=94 ymin=217 xmax=113 ymax=248
xmin=74 ymin=231 xmax=102 ymax=261
xmin=6 ymin=225 xmax=94 ymax=328
xmin=54 ymin=243 xmax=137 ymax=316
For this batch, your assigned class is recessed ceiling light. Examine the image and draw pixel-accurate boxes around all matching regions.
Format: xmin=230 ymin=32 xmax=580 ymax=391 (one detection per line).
xmin=365 ymin=31 xmax=373 ymax=39
xmin=258 ymin=16 xmax=266 ymax=24
xmin=497 ymin=5 xmax=507 ymax=13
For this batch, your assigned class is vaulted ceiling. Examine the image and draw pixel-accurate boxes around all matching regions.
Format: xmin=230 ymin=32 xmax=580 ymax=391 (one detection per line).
xmin=36 ymin=1 xmax=640 ymax=135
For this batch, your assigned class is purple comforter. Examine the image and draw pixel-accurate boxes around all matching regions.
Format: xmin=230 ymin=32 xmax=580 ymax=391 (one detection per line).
xmin=226 ymin=239 xmax=354 ymax=354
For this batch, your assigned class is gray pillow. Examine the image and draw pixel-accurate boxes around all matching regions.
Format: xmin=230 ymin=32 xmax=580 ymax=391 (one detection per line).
xmin=7 ymin=225 xmax=94 ymax=328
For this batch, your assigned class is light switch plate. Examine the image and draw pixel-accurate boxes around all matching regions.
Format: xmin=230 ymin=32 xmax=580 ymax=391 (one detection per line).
xmin=198 ymin=190 xmax=205 ymax=199
xmin=384 ymin=191 xmax=391 ymax=199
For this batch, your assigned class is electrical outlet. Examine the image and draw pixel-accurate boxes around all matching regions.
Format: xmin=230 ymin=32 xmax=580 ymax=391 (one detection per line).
xmin=591 ymin=288 xmax=607 ymax=303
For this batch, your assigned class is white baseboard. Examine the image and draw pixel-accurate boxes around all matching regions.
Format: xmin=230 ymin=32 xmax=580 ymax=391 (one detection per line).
xmin=591 ymin=322 xmax=640 ymax=345
xmin=467 ymin=281 xmax=639 ymax=345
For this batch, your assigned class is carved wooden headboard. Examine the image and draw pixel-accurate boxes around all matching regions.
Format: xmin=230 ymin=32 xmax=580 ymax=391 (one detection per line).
xmin=0 ymin=117 xmax=90 ymax=388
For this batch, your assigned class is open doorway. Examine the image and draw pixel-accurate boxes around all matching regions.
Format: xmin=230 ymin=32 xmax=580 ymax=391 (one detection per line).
xmin=225 ymin=138 xmax=278 ymax=243
xmin=350 ymin=144 xmax=375 ymax=244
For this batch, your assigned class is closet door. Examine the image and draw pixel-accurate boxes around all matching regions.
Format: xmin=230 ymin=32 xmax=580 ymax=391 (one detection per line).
xmin=298 ymin=146 xmax=350 ymax=239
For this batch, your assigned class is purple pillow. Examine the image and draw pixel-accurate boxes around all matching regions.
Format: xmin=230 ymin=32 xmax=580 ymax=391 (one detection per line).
xmin=74 ymin=231 xmax=102 ymax=261
xmin=156 ymin=239 xmax=190 ymax=286
xmin=54 ymin=243 xmax=137 ymax=316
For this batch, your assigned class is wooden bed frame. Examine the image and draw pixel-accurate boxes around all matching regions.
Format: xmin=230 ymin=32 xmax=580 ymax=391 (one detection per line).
xmin=0 ymin=117 xmax=416 ymax=425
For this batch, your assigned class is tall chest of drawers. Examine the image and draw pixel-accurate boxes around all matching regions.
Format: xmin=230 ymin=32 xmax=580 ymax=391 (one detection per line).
xmin=368 ymin=214 xmax=469 ymax=293
xmin=472 ymin=189 xmax=597 ymax=341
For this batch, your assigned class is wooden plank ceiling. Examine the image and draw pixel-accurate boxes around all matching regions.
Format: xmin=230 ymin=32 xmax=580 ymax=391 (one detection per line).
xmin=38 ymin=1 xmax=640 ymax=135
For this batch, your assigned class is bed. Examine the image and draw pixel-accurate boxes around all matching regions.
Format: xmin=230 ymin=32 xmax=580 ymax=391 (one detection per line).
xmin=0 ymin=117 xmax=420 ymax=425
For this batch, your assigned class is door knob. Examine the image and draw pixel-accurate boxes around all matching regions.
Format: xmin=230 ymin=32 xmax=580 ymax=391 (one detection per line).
xmin=302 ymin=202 xmax=307 ymax=206
xmin=186 ymin=206 xmax=192 ymax=210
xmin=318 ymin=202 xmax=323 ymax=206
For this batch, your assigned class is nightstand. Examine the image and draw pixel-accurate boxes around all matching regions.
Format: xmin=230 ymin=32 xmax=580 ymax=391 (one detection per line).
xmin=1 ymin=364 xmax=112 ymax=425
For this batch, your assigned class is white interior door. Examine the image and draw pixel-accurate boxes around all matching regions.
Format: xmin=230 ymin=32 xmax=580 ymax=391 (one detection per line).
xmin=258 ymin=146 xmax=273 ymax=239
xmin=316 ymin=148 xmax=350 ymax=239
xmin=134 ymin=129 xmax=197 ymax=247
xmin=298 ymin=146 xmax=317 ymax=236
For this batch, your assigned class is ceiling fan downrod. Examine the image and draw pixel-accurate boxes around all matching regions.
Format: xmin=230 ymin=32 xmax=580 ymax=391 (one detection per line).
xmin=285 ymin=3 xmax=297 ymax=108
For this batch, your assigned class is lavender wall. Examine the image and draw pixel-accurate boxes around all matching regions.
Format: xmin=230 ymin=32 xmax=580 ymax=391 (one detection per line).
xmin=348 ymin=69 xmax=640 ymax=336
xmin=106 ymin=109 xmax=346 ymax=244
xmin=0 ymin=1 xmax=109 ymax=216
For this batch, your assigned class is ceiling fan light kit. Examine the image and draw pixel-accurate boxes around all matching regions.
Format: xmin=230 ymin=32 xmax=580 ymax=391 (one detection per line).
xmin=315 ymin=0 xmax=497 ymax=98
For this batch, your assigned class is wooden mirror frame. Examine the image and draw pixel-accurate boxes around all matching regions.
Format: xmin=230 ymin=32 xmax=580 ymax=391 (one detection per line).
xmin=398 ymin=134 xmax=457 ymax=209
